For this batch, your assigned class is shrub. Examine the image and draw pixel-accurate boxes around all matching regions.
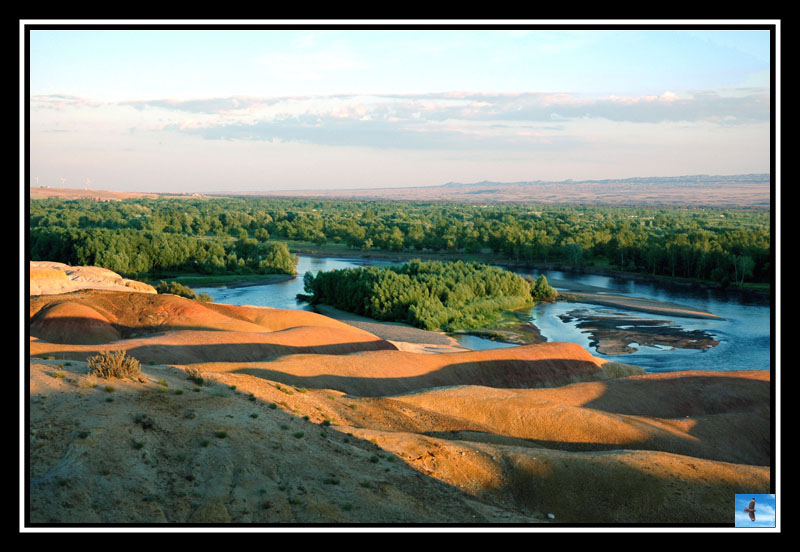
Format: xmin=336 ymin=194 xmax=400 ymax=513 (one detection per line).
xmin=87 ymin=351 xmax=142 ymax=379
xmin=185 ymin=367 xmax=205 ymax=386
xmin=528 ymin=274 xmax=559 ymax=301
xmin=155 ymin=280 xmax=212 ymax=302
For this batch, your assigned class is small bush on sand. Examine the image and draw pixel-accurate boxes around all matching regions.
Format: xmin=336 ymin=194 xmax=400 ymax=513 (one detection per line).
xmin=155 ymin=280 xmax=212 ymax=302
xmin=87 ymin=351 xmax=141 ymax=379
xmin=185 ymin=367 xmax=205 ymax=386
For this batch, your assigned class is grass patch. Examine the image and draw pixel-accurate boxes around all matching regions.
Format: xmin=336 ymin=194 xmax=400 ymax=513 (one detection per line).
xmin=185 ymin=367 xmax=205 ymax=386
xmin=133 ymin=413 xmax=155 ymax=430
xmin=77 ymin=376 xmax=99 ymax=389
xmin=87 ymin=351 xmax=142 ymax=379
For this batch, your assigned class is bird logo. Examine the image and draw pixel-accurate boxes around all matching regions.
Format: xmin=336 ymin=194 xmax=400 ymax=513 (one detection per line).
xmin=744 ymin=498 xmax=756 ymax=522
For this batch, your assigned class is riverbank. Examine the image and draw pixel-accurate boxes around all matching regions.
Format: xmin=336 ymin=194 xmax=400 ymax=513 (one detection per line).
xmin=287 ymin=242 xmax=770 ymax=298
xmin=149 ymin=272 xmax=296 ymax=289
xmin=553 ymin=285 xmax=724 ymax=320
xmin=182 ymin=253 xmax=728 ymax=353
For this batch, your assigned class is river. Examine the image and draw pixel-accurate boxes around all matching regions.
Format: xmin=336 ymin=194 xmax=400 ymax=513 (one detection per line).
xmin=194 ymin=255 xmax=773 ymax=374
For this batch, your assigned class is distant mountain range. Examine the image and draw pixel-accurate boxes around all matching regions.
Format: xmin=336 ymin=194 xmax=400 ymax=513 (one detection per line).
xmin=31 ymin=173 xmax=772 ymax=209
xmin=238 ymin=173 xmax=771 ymax=208
xmin=442 ymin=174 xmax=771 ymax=188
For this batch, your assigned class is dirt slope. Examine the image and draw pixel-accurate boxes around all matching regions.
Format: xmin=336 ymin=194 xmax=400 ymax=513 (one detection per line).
xmin=27 ymin=278 xmax=771 ymax=526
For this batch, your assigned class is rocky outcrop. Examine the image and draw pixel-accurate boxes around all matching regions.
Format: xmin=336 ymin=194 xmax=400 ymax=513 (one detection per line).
xmin=29 ymin=261 xmax=156 ymax=296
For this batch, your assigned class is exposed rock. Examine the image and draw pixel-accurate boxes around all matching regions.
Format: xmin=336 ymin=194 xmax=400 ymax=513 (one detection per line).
xmin=29 ymin=261 xmax=156 ymax=296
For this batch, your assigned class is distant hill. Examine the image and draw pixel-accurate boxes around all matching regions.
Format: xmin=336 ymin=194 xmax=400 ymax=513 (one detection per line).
xmin=442 ymin=174 xmax=770 ymax=188
xmin=235 ymin=173 xmax=771 ymax=208
xmin=28 ymin=186 xmax=159 ymax=201
xmin=28 ymin=173 xmax=773 ymax=208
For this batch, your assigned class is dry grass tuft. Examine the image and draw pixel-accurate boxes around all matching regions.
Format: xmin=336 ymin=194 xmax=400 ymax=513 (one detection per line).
xmin=87 ymin=350 xmax=142 ymax=379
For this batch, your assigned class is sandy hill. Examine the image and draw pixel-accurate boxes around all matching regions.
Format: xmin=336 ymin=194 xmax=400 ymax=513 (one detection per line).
xmin=26 ymin=265 xmax=771 ymax=526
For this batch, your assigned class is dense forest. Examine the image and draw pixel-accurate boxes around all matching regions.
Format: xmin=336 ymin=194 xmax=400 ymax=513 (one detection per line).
xmin=303 ymin=260 xmax=535 ymax=331
xmin=28 ymin=195 xmax=771 ymax=287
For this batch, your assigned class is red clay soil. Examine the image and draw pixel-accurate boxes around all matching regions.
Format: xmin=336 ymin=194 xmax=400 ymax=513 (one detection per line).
xmin=375 ymin=371 xmax=771 ymax=466
xmin=29 ymin=301 xmax=122 ymax=344
xmin=29 ymin=290 xmax=381 ymax=338
xmin=196 ymin=341 xmax=641 ymax=397
xmin=27 ymin=287 xmax=772 ymax=525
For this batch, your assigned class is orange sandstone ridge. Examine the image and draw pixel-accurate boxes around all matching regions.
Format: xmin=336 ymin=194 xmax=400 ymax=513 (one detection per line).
xmin=27 ymin=266 xmax=771 ymax=525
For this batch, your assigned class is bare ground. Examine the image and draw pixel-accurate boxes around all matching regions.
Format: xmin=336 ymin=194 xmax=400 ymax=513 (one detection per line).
xmin=26 ymin=266 xmax=771 ymax=527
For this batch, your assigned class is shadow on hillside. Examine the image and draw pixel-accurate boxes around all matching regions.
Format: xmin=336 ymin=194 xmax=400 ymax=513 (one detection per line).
xmin=26 ymin=359 xmax=771 ymax=525
xmin=229 ymin=357 xmax=608 ymax=397
xmin=29 ymin=336 xmax=398 ymax=365
xmin=412 ymin=373 xmax=771 ymax=467
xmin=580 ymin=373 xmax=771 ymax=417
xmin=29 ymin=312 xmax=394 ymax=341
xmin=580 ymin=373 xmax=772 ymax=466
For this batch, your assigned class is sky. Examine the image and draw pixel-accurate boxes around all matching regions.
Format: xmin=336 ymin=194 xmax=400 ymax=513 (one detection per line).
xmin=24 ymin=23 xmax=776 ymax=194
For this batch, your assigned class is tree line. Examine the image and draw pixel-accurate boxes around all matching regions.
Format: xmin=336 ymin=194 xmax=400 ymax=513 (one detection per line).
xmin=30 ymin=213 xmax=297 ymax=277
xmin=29 ymin=195 xmax=770 ymax=286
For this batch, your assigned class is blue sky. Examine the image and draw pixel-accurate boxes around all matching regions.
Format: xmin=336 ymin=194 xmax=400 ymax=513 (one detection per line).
xmin=26 ymin=24 xmax=775 ymax=193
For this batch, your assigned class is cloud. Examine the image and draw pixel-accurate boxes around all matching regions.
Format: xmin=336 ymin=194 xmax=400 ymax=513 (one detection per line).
xmin=139 ymin=89 xmax=765 ymax=149
xmin=120 ymin=89 xmax=768 ymax=125
xmin=120 ymin=96 xmax=283 ymax=114
xmin=32 ymin=88 xmax=770 ymax=153
xmin=31 ymin=94 xmax=105 ymax=110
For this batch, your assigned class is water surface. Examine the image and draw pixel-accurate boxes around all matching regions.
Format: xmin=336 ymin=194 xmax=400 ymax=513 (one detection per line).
xmin=196 ymin=256 xmax=772 ymax=373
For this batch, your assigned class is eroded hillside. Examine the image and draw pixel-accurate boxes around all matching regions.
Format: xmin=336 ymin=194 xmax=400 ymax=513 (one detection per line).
xmin=26 ymin=263 xmax=771 ymax=525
